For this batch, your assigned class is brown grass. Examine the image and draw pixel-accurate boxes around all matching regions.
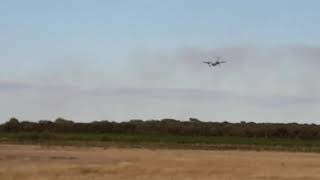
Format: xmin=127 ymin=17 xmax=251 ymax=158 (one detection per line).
xmin=0 ymin=144 xmax=320 ymax=180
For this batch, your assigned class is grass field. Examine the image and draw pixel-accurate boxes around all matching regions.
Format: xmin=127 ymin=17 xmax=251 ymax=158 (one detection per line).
xmin=1 ymin=144 xmax=320 ymax=180
xmin=1 ymin=132 xmax=320 ymax=152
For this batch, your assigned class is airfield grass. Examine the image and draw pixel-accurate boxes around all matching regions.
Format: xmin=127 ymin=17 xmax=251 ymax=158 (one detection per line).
xmin=2 ymin=144 xmax=320 ymax=180
xmin=1 ymin=132 xmax=320 ymax=152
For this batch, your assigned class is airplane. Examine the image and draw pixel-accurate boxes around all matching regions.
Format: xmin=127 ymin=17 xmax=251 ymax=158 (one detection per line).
xmin=203 ymin=56 xmax=227 ymax=67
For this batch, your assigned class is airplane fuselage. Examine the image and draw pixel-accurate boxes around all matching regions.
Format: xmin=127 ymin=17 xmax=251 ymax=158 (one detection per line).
xmin=211 ymin=62 xmax=220 ymax=66
xmin=207 ymin=61 xmax=222 ymax=66
xmin=203 ymin=58 xmax=226 ymax=67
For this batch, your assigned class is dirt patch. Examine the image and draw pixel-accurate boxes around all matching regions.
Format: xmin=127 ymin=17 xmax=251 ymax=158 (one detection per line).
xmin=0 ymin=144 xmax=320 ymax=180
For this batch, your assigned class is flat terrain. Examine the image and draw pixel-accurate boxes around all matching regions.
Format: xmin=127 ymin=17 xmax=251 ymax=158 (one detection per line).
xmin=3 ymin=132 xmax=320 ymax=152
xmin=0 ymin=144 xmax=320 ymax=180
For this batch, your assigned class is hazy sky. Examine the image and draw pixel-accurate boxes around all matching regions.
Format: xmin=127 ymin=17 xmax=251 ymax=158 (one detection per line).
xmin=1 ymin=0 xmax=320 ymax=123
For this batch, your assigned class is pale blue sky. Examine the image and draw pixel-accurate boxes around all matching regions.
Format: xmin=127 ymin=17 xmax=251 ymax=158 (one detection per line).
xmin=1 ymin=0 xmax=320 ymax=122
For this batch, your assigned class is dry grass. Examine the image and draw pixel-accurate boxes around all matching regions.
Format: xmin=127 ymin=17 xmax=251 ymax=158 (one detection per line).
xmin=0 ymin=144 xmax=320 ymax=180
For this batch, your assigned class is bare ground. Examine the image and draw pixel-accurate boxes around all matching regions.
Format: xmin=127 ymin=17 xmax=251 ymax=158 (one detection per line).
xmin=0 ymin=144 xmax=320 ymax=180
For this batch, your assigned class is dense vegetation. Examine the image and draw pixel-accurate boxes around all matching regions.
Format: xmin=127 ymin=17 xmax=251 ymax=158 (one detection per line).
xmin=1 ymin=117 xmax=320 ymax=151
xmin=1 ymin=117 xmax=320 ymax=139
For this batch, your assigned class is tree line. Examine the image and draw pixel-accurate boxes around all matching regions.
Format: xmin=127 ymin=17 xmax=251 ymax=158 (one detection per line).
xmin=1 ymin=117 xmax=320 ymax=139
